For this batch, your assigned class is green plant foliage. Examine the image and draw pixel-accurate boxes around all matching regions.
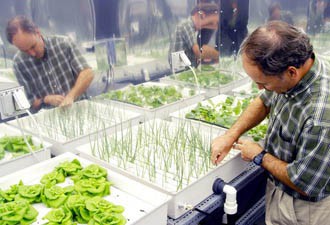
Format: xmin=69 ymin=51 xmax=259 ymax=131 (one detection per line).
xmin=15 ymin=183 xmax=43 ymax=204
xmin=2 ymin=159 xmax=125 ymax=225
xmin=0 ymin=183 xmax=20 ymax=204
xmin=71 ymin=164 xmax=108 ymax=181
xmin=0 ymin=199 xmax=38 ymax=225
xmin=88 ymin=211 xmax=126 ymax=225
xmin=0 ymin=135 xmax=42 ymax=160
xmin=43 ymin=207 xmax=76 ymax=225
xmin=40 ymin=170 xmax=66 ymax=186
xmin=172 ymin=70 xmax=234 ymax=87
xmin=56 ymin=159 xmax=83 ymax=177
xmin=65 ymin=195 xmax=90 ymax=223
xmin=99 ymin=84 xmax=194 ymax=109
xmin=74 ymin=178 xmax=111 ymax=197
xmin=41 ymin=185 xmax=74 ymax=208
xmin=185 ymin=96 xmax=268 ymax=141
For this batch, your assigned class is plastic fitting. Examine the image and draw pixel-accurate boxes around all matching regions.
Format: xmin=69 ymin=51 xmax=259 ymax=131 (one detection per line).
xmin=213 ymin=178 xmax=238 ymax=215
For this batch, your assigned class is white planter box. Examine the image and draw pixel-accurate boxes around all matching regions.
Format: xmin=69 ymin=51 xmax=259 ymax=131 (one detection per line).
xmin=8 ymin=99 xmax=141 ymax=155
xmin=96 ymin=82 xmax=205 ymax=121
xmin=160 ymin=70 xmax=250 ymax=98
xmin=0 ymin=152 xmax=170 ymax=225
xmin=0 ymin=123 xmax=51 ymax=176
xmin=75 ymin=119 xmax=249 ymax=219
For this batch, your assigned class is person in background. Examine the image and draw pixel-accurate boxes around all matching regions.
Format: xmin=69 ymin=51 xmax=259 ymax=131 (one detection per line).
xmin=170 ymin=3 xmax=219 ymax=67
xmin=307 ymin=0 xmax=328 ymax=33
xmin=219 ymin=0 xmax=249 ymax=56
xmin=211 ymin=21 xmax=330 ymax=224
xmin=6 ymin=15 xmax=94 ymax=112
xmin=268 ymin=2 xmax=294 ymax=25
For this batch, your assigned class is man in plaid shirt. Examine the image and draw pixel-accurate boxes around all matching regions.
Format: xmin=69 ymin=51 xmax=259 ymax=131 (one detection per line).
xmin=6 ymin=16 xmax=94 ymax=112
xmin=170 ymin=3 xmax=219 ymax=67
xmin=211 ymin=21 xmax=330 ymax=224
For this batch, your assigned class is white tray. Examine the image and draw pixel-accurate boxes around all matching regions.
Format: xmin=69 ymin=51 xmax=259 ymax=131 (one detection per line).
xmin=75 ymin=119 xmax=249 ymax=219
xmin=160 ymin=70 xmax=250 ymax=98
xmin=96 ymin=82 xmax=205 ymax=121
xmin=0 ymin=123 xmax=51 ymax=176
xmin=8 ymin=99 xmax=141 ymax=155
xmin=0 ymin=152 xmax=170 ymax=225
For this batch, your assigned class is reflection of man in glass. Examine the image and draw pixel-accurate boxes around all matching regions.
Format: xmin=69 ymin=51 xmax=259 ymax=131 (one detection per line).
xmin=219 ymin=0 xmax=249 ymax=56
xmin=6 ymin=16 xmax=94 ymax=112
xmin=268 ymin=2 xmax=294 ymax=25
xmin=170 ymin=3 xmax=219 ymax=67
xmin=307 ymin=0 xmax=328 ymax=34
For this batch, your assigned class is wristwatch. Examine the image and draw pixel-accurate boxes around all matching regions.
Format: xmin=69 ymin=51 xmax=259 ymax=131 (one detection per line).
xmin=40 ymin=97 xmax=46 ymax=108
xmin=253 ymin=150 xmax=267 ymax=166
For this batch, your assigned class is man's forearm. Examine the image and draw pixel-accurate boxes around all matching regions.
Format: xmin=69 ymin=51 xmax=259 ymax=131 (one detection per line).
xmin=226 ymin=96 xmax=269 ymax=140
xmin=262 ymin=153 xmax=307 ymax=196
xmin=67 ymin=68 xmax=94 ymax=99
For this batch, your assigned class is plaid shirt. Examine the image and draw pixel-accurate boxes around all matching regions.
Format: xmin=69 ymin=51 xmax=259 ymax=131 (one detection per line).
xmin=171 ymin=17 xmax=198 ymax=67
xmin=13 ymin=36 xmax=90 ymax=104
xmin=260 ymin=58 xmax=330 ymax=201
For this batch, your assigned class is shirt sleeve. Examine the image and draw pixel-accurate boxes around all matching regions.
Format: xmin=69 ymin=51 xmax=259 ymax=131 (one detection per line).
xmin=287 ymin=119 xmax=330 ymax=197
xmin=259 ymin=90 xmax=274 ymax=107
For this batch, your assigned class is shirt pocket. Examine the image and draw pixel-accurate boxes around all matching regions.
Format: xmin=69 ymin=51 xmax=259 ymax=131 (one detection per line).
xmin=277 ymin=125 xmax=296 ymax=160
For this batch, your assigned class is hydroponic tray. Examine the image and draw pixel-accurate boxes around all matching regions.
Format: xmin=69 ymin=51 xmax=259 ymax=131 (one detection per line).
xmin=0 ymin=123 xmax=51 ymax=176
xmin=169 ymin=94 xmax=268 ymax=142
xmin=75 ymin=119 xmax=249 ymax=219
xmin=8 ymin=99 xmax=141 ymax=155
xmin=160 ymin=69 xmax=250 ymax=98
xmin=0 ymin=152 xmax=170 ymax=225
xmin=95 ymin=82 xmax=205 ymax=121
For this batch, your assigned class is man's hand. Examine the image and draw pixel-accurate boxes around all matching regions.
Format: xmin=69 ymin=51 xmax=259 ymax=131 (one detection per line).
xmin=233 ymin=139 xmax=263 ymax=161
xmin=44 ymin=95 xmax=65 ymax=107
xmin=211 ymin=134 xmax=236 ymax=165
xmin=59 ymin=95 xmax=74 ymax=107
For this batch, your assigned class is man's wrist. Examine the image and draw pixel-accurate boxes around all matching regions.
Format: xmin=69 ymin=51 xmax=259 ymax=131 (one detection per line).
xmin=40 ymin=96 xmax=47 ymax=108
xmin=253 ymin=150 xmax=267 ymax=166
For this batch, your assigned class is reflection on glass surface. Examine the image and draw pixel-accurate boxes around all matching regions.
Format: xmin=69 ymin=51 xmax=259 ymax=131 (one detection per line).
xmin=0 ymin=0 xmax=329 ymax=96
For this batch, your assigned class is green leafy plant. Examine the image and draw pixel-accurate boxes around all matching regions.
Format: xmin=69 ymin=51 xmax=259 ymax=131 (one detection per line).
xmin=15 ymin=183 xmax=43 ymax=204
xmin=40 ymin=170 xmax=66 ymax=186
xmin=56 ymin=159 xmax=83 ymax=177
xmin=43 ymin=207 xmax=76 ymax=225
xmin=41 ymin=185 xmax=74 ymax=208
xmin=98 ymin=84 xmax=195 ymax=109
xmin=171 ymin=69 xmax=235 ymax=87
xmin=0 ymin=135 xmax=42 ymax=160
xmin=0 ymin=183 xmax=19 ymax=204
xmin=0 ymin=199 xmax=38 ymax=225
xmin=74 ymin=178 xmax=111 ymax=197
xmin=2 ymin=159 xmax=125 ymax=225
xmin=185 ymin=96 xmax=268 ymax=141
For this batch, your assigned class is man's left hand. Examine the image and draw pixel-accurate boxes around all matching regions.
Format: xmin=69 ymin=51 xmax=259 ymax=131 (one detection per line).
xmin=59 ymin=95 xmax=74 ymax=107
xmin=233 ymin=139 xmax=263 ymax=161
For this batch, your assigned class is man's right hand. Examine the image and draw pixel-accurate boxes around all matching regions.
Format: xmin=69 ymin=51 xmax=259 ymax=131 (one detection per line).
xmin=44 ymin=95 xmax=65 ymax=107
xmin=211 ymin=134 xmax=236 ymax=165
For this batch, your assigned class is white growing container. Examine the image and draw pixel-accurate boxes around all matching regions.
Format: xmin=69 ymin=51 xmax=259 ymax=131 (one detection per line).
xmin=75 ymin=119 xmax=249 ymax=219
xmin=160 ymin=70 xmax=250 ymax=98
xmin=8 ymin=99 xmax=141 ymax=155
xmin=96 ymin=82 xmax=205 ymax=121
xmin=0 ymin=123 xmax=51 ymax=177
xmin=0 ymin=152 xmax=170 ymax=225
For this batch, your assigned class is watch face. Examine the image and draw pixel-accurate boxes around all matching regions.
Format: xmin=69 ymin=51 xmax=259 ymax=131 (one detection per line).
xmin=253 ymin=151 xmax=266 ymax=166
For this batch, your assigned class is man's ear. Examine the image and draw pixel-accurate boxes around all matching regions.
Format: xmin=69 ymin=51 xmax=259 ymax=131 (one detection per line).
xmin=287 ymin=66 xmax=298 ymax=78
